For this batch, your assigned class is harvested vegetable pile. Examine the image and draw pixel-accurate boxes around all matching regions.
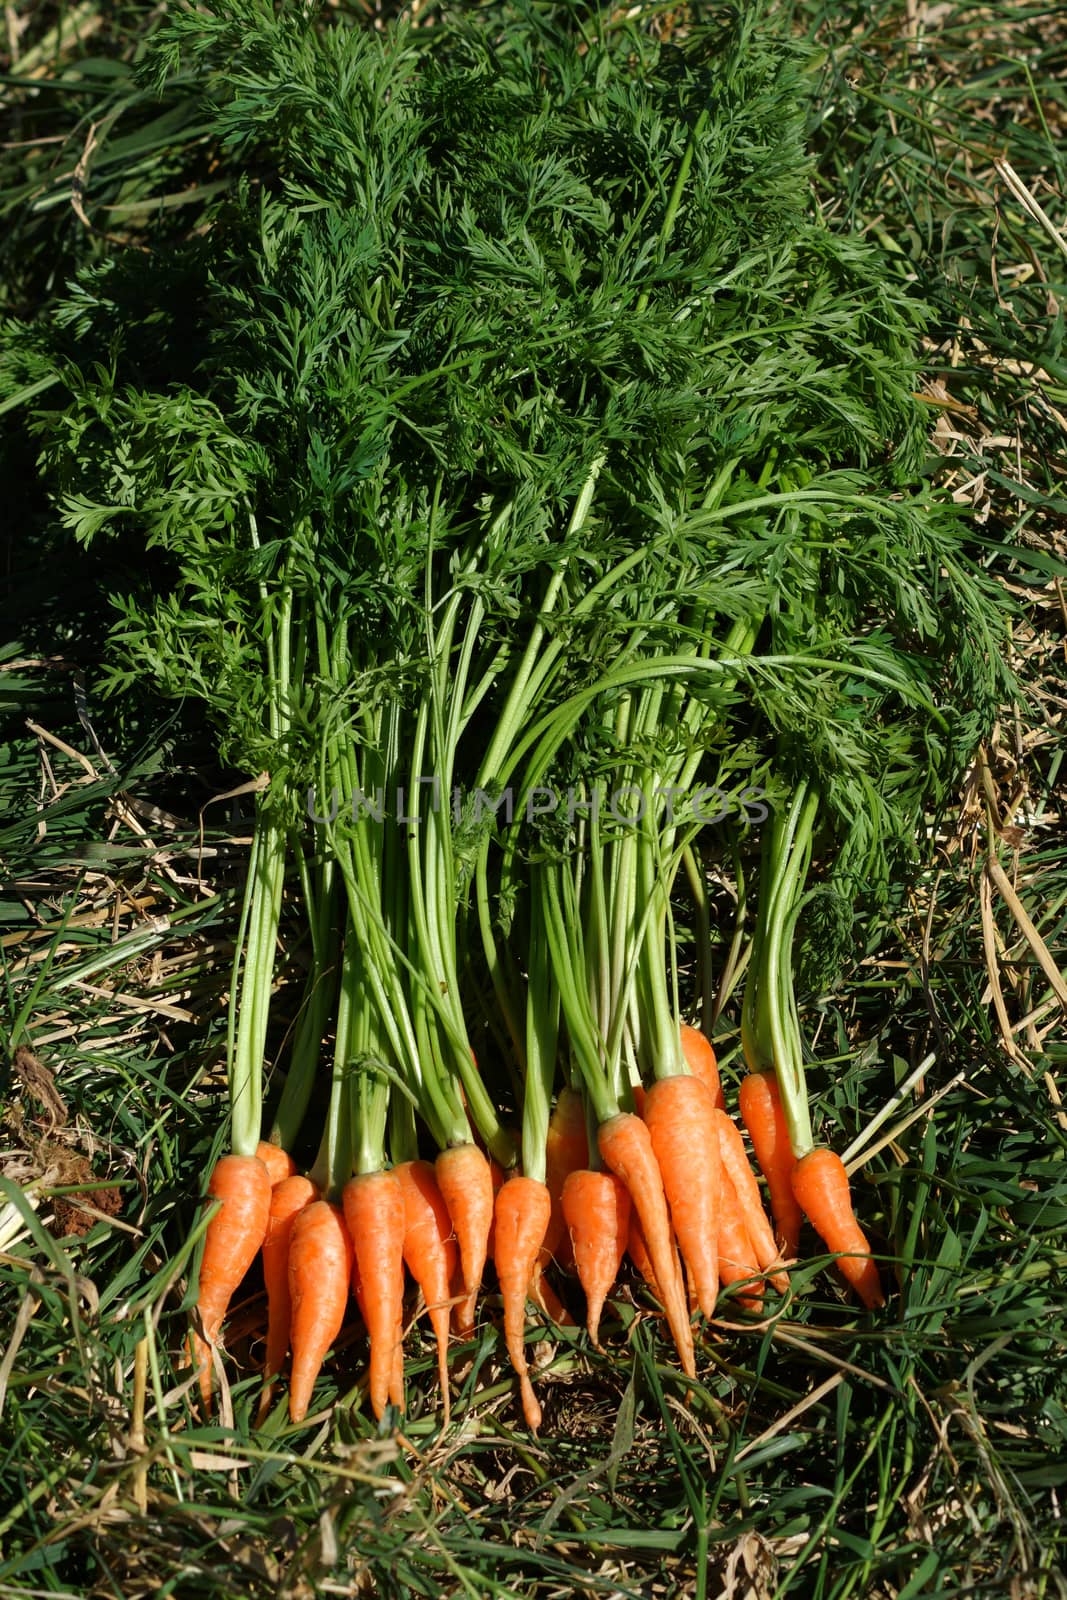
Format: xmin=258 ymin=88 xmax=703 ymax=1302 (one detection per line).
xmin=3 ymin=0 xmax=1020 ymax=1434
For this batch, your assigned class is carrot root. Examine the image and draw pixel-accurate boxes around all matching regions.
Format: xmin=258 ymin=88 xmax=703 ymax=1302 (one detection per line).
xmin=255 ymin=1140 xmax=299 ymax=1189
xmin=394 ymin=1159 xmax=457 ymax=1425
xmin=791 ymin=1148 xmax=885 ymax=1309
xmin=716 ymin=1168 xmax=764 ymax=1315
xmin=597 ymin=1112 xmax=695 ymax=1377
xmin=561 ymin=1169 xmax=631 ymax=1347
xmin=342 ymin=1170 xmax=407 ymax=1421
xmin=541 ymin=1087 xmax=589 ymax=1274
xmin=713 ymin=1108 xmax=788 ymax=1294
xmin=679 ymin=1024 xmax=726 ymax=1111
xmin=738 ymin=1072 xmax=803 ymax=1257
xmin=436 ymin=1143 xmax=495 ymax=1338
xmin=190 ymin=1152 xmax=273 ymax=1413
xmin=260 ymin=1174 xmax=318 ymax=1414
xmin=288 ymin=1200 xmax=352 ymax=1423
xmin=643 ymin=1076 xmax=722 ymax=1320
xmin=493 ymin=1175 xmax=552 ymax=1432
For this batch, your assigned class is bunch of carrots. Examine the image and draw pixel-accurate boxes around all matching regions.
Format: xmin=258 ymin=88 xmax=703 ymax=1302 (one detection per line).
xmin=191 ymin=1016 xmax=882 ymax=1432
xmin=13 ymin=1 xmax=1010 ymax=1432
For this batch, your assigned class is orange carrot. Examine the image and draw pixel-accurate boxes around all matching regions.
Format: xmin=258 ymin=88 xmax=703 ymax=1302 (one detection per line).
xmin=717 ymin=1168 xmax=764 ymax=1313
xmin=190 ymin=1152 xmax=272 ymax=1411
xmin=493 ymin=1175 xmax=552 ymax=1432
xmin=342 ymin=1170 xmax=407 ymax=1420
xmin=561 ymin=1169 xmax=631 ymax=1346
xmin=436 ymin=1143 xmax=494 ymax=1338
xmin=394 ymin=1159 xmax=457 ymax=1424
xmin=255 ymin=1140 xmax=298 ymax=1188
xmin=680 ymin=1024 xmax=726 ymax=1111
xmin=540 ymin=1087 xmax=589 ymax=1273
xmin=597 ymin=1112 xmax=695 ymax=1377
xmin=261 ymin=1174 xmax=318 ymax=1400
xmin=791 ymin=1148 xmax=884 ymax=1309
xmin=643 ymin=1075 xmax=722 ymax=1319
xmin=288 ymin=1200 xmax=352 ymax=1423
xmin=738 ymin=1072 xmax=803 ymax=1257
xmin=713 ymin=1108 xmax=788 ymax=1293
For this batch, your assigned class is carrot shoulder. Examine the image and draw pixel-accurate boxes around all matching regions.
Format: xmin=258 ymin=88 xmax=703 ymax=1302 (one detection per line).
xmin=679 ymin=1025 xmax=726 ymax=1111
xmin=791 ymin=1148 xmax=884 ymax=1309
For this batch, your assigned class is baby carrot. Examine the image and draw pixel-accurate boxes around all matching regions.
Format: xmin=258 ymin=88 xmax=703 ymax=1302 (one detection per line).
xmin=394 ymin=1159 xmax=457 ymax=1424
xmin=190 ymin=1152 xmax=272 ymax=1412
xmin=643 ymin=1076 xmax=722 ymax=1319
xmin=738 ymin=1072 xmax=803 ymax=1257
xmin=261 ymin=1174 xmax=318 ymax=1404
xmin=288 ymin=1200 xmax=353 ymax=1423
xmin=598 ymin=1112 xmax=695 ymax=1377
xmin=561 ymin=1169 xmax=631 ymax=1347
xmin=791 ymin=1148 xmax=884 ymax=1309
xmin=493 ymin=1175 xmax=552 ymax=1432
xmin=342 ymin=1170 xmax=407 ymax=1421
xmin=436 ymin=1143 xmax=494 ymax=1338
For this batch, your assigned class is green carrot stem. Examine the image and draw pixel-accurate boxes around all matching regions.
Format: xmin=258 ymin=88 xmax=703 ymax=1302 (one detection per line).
xmin=752 ymin=783 xmax=819 ymax=1158
xmin=521 ymin=887 xmax=559 ymax=1185
xmin=388 ymin=1085 xmax=419 ymax=1167
xmin=309 ymin=923 xmax=358 ymax=1200
xmin=229 ymin=808 xmax=286 ymax=1158
xmin=538 ymin=862 xmax=617 ymax=1127
xmin=269 ymin=849 xmax=337 ymax=1151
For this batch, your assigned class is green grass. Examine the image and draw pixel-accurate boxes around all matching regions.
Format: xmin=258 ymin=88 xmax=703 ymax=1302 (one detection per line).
xmin=3 ymin=2 xmax=1067 ymax=1596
